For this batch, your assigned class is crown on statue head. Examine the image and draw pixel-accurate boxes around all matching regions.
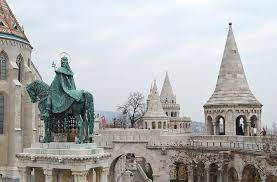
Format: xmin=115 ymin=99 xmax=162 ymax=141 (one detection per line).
xmin=61 ymin=56 xmax=69 ymax=63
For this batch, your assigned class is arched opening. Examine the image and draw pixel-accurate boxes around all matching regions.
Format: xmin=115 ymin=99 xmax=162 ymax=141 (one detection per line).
xmin=209 ymin=163 xmax=218 ymax=182
xmin=145 ymin=122 xmax=147 ymax=129
xmin=215 ymin=115 xmax=225 ymax=135
xmin=34 ymin=167 xmax=45 ymax=181
xmin=227 ymin=167 xmax=238 ymax=182
xmin=207 ymin=116 xmax=213 ymax=135
xmin=109 ymin=153 xmax=153 ymax=182
xmin=16 ymin=54 xmax=24 ymax=82
xmin=158 ymin=122 xmax=162 ymax=129
xmin=171 ymin=112 xmax=174 ymax=117
xmin=170 ymin=162 xmax=188 ymax=182
xmin=166 ymin=112 xmax=168 ymax=116
xmin=250 ymin=115 xmax=258 ymax=136
xmin=193 ymin=162 xmax=205 ymax=182
xmin=163 ymin=122 xmax=166 ymax=129
xmin=152 ymin=122 xmax=156 ymax=129
xmin=0 ymin=51 xmax=8 ymax=80
xmin=236 ymin=115 xmax=247 ymax=136
xmin=174 ymin=124 xmax=177 ymax=129
xmin=242 ymin=165 xmax=260 ymax=182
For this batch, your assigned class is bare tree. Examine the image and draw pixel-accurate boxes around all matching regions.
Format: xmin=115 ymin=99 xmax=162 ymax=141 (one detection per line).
xmin=118 ymin=92 xmax=145 ymax=128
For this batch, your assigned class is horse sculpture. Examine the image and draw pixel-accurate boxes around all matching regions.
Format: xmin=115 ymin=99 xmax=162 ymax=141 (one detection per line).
xmin=26 ymin=80 xmax=94 ymax=143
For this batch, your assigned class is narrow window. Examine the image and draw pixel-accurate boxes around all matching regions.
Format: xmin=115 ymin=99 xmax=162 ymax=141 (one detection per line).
xmin=0 ymin=95 xmax=4 ymax=134
xmin=0 ymin=51 xmax=8 ymax=80
xmin=16 ymin=55 xmax=23 ymax=82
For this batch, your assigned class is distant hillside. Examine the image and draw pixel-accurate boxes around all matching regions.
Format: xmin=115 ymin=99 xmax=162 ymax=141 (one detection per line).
xmin=95 ymin=111 xmax=120 ymax=123
xmin=192 ymin=121 xmax=205 ymax=133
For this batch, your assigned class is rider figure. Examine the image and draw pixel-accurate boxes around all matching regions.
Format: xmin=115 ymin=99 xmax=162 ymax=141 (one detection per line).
xmin=44 ymin=56 xmax=82 ymax=117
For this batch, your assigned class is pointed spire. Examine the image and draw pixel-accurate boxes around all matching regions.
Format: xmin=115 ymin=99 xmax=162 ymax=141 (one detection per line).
xmin=205 ymin=23 xmax=261 ymax=106
xmin=144 ymin=80 xmax=167 ymax=118
xmin=0 ymin=0 xmax=29 ymax=43
xmin=160 ymin=72 xmax=176 ymax=104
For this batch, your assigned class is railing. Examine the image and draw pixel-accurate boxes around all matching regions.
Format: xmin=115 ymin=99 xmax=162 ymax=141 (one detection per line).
xmin=137 ymin=163 xmax=152 ymax=182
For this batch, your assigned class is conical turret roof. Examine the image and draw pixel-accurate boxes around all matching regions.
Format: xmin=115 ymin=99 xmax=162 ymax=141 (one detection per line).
xmin=144 ymin=80 xmax=168 ymax=118
xmin=160 ymin=72 xmax=176 ymax=104
xmin=205 ymin=23 xmax=261 ymax=107
xmin=0 ymin=0 xmax=29 ymax=44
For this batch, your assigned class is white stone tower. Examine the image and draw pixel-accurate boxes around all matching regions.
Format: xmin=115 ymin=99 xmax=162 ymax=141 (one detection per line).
xmin=204 ymin=23 xmax=262 ymax=136
xmin=160 ymin=72 xmax=191 ymax=131
xmin=143 ymin=80 xmax=169 ymax=129
xmin=0 ymin=0 xmax=41 ymax=180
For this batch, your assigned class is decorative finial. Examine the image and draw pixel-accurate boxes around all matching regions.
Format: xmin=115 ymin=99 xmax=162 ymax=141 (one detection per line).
xmin=229 ymin=22 xmax=232 ymax=26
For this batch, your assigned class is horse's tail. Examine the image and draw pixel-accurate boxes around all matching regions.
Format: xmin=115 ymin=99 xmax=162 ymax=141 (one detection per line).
xmin=84 ymin=91 xmax=94 ymax=136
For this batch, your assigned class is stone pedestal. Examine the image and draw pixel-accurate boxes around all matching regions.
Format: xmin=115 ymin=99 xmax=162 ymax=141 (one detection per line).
xmin=16 ymin=142 xmax=111 ymax=182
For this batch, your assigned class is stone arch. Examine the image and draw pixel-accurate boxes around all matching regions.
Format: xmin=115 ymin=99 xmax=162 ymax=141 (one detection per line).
xmin=236 ymin=115 xmax=247 ymax=136
xmin=207 ymin=115 xmax=213 ymax=135
xmin=227 ymin=167 xmax=238 ymax=182
xmin=0 ymin=50 xmax=8 ymax=80
xmin=16 ymin=54 xmax=24 ymax=82
xmin=215 ymin=115 xmax=225 ymax=135
xmin=242 ymin=164 xmax=261 ymax=182
xmin=250 ymin=115 xmax=258 ymax=136
xmin=108 ymin=143 xmax=159 ymax=181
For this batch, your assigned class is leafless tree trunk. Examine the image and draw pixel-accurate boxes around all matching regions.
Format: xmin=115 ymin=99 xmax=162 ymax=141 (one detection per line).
xmin=118 ymin=92 xmax=145 ymax=128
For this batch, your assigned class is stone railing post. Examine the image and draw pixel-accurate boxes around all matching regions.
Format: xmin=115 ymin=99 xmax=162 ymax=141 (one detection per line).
xmin=18 ymin=167 xmax=31 ymax=182
xmin=43 ymin=168 xmax=54 ymax=182
xmin=72 ymin=171 xmax=88 ymax=182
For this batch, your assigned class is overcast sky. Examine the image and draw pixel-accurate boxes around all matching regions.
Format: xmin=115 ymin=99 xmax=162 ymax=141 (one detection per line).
xmin=8 ymin=0 xmax=277 ymax=126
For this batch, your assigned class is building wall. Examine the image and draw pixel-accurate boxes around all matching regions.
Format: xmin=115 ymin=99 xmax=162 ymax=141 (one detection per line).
xmin=0 ymin=38 xmax=41 ymax=179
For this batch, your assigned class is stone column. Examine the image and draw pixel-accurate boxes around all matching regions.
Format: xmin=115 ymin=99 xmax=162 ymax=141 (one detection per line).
xmin=18 ymin=167 xmax=31 ymax=182
xmin=246 ymin=122 xmax=251 ymax=136
xmin=188 ymin=164 xmax=194 ymax=182
xmin=95 ymin=168 xmax=101 ymax=182
xmin=43 ymin=168 xmax=54 ymax=182
xmin=212 ymin=122 xmax=217 ymax=135
xmin=205 ymin=166 xmax=210 ymax=182
xmin=100 ymin=168 xmax=109 ymax=182
xmin=72 ymin=171 xmax=88 ymax=182
xmin=218 ymin=167 xmax=224 ymax=182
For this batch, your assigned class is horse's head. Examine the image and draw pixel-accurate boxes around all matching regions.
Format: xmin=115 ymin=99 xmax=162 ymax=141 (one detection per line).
xmin=26 ymin=80 xmax=50 ymax=103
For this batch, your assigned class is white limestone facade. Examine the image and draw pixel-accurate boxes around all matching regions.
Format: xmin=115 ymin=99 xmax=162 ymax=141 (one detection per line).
xmin=204 ymin=23 xmax=262 ymax=136
xmin=0 ymin=0 xmax=42 ymax=180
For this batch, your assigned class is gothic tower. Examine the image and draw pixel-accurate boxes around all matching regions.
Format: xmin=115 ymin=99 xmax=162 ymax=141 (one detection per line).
xmin=0 ymin=0 xmax=41 ymax=180
xmin=143 ymin=80 xmax=169 ymax=129
xmin=204 ymin=23 xmax=262 ymax=136
xmin=160 ymin=72 xmax=191 ymax=131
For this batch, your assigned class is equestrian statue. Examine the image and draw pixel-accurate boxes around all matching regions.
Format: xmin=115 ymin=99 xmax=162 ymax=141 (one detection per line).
xmin=26 ymin=56 xmax=94 ymax=144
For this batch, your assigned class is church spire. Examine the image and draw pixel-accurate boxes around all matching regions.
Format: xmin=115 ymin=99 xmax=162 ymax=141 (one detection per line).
xmin=160 ymin=72 xmax=176 ymax=104
xmin=205 ymin=23 xmax=261 ymax=106
xmin=0 ymin=0 xmax=29 ymax=43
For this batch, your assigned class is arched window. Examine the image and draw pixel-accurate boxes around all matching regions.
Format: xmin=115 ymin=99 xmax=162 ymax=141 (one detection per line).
xmin=152 ymin=122 xmax=156 ymax=129
xmin=163 ymin=122 xmax=166 ymax=129
xmin=16 ymin=55 xmax=23 ymax=82
xmin=0 ymin=51 xmax=8 ymax=80
xmin=158 ymin=122 xmax=162 ymax=129
xmin=0 ymin=95 xmax=4 ymax=134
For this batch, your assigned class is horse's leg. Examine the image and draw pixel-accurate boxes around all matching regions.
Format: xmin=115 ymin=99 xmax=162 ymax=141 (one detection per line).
xmin=43 ymin=117 xmax=52 ymax=143
xmin=75 ymin=114 xmax=84 ymax=144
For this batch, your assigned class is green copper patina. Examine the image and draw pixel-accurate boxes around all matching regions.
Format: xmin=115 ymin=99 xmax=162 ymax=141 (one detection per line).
xmin=26 ymin=56 xmax=94 ymax=144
